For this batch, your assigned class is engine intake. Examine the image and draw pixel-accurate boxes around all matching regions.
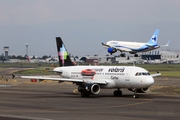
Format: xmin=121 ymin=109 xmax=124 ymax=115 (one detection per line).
xmin=108 ymin=47 xmax=117 ymax=54
xmin=128 ymin=87 xmax=150 ymax=93
xmin=137 ymin=87 xmax=150 ymax=93
xmin=78 ymin=84 xmax=100 ymax=95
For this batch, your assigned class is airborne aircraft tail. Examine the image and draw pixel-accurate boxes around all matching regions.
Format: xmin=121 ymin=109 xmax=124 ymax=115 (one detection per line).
xmin=56 ymin=37 xmax=74 ymax=67
xmin=146 ymin=29 xmax=159 ymax=46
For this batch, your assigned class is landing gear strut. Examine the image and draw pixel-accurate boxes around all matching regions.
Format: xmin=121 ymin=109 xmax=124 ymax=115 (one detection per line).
xmin=134 ymin=54 xmax=138 ymax=57
xmin=113 ymin=89 xmax=122 ymax=97
xmin=120 ymin=53 xmax=126 ymax=57
xmin=133 ymin=90 xmax=139 ymax=98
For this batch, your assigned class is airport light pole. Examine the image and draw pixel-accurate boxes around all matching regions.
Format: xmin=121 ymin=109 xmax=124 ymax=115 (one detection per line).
xmin=26 ymin=43 xmax=28 ymax=57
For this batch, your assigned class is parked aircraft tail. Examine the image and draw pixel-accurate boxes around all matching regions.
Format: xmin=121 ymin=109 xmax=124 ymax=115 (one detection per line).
xmin=146 ymin=29 xmax=159 ymax=46
xmin=56 ymin=37 xmax=74 ymax=67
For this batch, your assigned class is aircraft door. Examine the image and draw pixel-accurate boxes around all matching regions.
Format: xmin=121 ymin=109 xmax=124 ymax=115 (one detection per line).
xmin=124 ymin=69 xmax=132 ymax=88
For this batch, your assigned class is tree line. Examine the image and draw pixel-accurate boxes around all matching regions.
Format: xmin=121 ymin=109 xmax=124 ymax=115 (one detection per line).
xmin=0 ymin=54 xmax=51 ymax=61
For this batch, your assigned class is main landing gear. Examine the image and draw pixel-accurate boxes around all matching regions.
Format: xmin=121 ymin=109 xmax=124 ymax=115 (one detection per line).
xmin=81 ymin=92 xmax=90 ymax=98
xmin=113 ymin=89 xmax=122 ymax=97
xmin=120 ymin=53 xmax=126 ymax=57
xmin=134 ymin=54 xmax=138 ymax=57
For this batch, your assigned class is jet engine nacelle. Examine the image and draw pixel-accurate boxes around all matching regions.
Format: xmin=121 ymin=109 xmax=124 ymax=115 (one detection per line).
xmin=108 ymin=47 xmax=117 ymax=54
xmin=128 ymin=87 xmax=150 ymax=93
xmin=78 ymin=84 xmax=100 ymax=95
xmin=137 ymin=87 xmax=150 ymax=93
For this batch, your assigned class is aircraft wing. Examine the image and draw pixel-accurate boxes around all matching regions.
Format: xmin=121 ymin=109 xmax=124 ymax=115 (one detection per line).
xmin=102 ymin=41 xmax=133 ymax=52
xmin=21 ymin=76 xmax=107 ymax=84
xmin=116 ymin=47 xmax=132 ymax=52
xmin=150 ymin=73 xmax=161 ymax=77
xmin=102 ymin=41 xmax=110 ymax=48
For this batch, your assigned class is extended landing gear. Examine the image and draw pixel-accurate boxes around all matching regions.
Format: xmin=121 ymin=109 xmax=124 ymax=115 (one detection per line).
xmin=120 ymin=53 xmax=126 ymax=57
xmin=113 ymin=89 xmax=122 ymax=97
xmin=133 ymin=90 xmax=139 ymax=98
xmin=133 ymin=94 xmax=139 ymax=98
xmin=134 ymin=54 xmax=138 ymax=57
xmin=81 ymin=92 xmax=90 ymax=98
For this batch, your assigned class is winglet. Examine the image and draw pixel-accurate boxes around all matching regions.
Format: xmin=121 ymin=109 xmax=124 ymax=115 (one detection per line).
xmin=102 ymin=40 xmax=110 ymax=47
xmin=161 ymin=40 xmax=170 ymax=47
xmin=164 ymin=40 xmax=170 ymax=46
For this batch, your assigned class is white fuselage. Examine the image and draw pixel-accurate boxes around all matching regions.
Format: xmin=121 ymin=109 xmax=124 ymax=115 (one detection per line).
xmin=54 ymin=66 xmax=154 ymax=89
xmin=105 ymin=40 xmax=159 ymax=53
xmin=107 ymin=41 xmax=145 ymax=51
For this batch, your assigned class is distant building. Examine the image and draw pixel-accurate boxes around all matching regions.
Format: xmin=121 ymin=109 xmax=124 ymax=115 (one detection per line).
xmin=4 ymin=46 xmax=9 ymax=60
xmin=141 ymin=50 xmax=180 ymax=63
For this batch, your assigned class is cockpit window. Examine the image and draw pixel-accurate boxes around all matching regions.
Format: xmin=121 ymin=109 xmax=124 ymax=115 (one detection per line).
xmin=135 ymin=72 xmax=150 ymax=76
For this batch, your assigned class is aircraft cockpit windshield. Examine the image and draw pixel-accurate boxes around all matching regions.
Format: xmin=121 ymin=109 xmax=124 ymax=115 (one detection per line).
xmin=135 ymin=72 xmax=150 ymax=76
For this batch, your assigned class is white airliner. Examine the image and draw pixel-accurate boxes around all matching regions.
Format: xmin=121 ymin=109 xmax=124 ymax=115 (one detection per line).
xmin=102 ymin=29 xmax=170 ymax=57
xmin=21 ymin=37 xmax=161 ymax=98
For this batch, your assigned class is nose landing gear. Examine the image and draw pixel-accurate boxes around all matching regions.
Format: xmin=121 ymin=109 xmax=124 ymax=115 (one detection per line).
xmin=133 ymin=90 xmax=139 ymax=98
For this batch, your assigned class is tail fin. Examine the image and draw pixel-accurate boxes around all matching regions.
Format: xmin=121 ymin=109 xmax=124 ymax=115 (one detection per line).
xmin=147 ymin=29 xmax=159 ymax=46
xmin=56 ymin=37 xmax=74 ymax=67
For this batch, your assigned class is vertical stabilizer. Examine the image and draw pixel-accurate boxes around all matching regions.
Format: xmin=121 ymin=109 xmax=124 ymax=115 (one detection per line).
xmin=147 ymin=29 xmax=159 ymax=46
xmin=56 ymin=37 xmax=74 ymax=67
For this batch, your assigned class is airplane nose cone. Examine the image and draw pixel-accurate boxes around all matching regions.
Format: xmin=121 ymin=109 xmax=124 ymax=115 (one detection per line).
xmin=146 ymin=77 xmax=154 ymax=86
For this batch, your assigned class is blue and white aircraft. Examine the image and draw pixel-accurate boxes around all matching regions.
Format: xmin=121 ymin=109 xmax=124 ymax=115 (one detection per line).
xmin=102 ymin=29 xmax=170 ymax=57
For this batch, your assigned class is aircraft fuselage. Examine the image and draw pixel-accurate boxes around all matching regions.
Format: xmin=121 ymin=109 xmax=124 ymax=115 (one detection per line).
xmin=53 ymin=66 xmax=154 ymax=89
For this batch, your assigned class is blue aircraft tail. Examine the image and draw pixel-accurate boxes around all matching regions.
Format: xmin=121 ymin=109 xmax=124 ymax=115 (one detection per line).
xmin=146 ymin=29 xmax=159 ymax=46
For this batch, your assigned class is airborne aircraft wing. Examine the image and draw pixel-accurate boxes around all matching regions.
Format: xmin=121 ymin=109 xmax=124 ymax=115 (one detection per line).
xmin=116 ymin=47 xmax=132 ymax=52
xmin=21 ymin=76 xmax=107 ymax=84
xmin=102 ymin=41 xmax=110 ymax=48
xmin=102 ymin=42 xmax=132 ymax=52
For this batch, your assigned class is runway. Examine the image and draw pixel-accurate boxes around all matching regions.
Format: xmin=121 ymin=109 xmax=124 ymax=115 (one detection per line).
xmin=0 ymin=82 xmax=179 ymax=120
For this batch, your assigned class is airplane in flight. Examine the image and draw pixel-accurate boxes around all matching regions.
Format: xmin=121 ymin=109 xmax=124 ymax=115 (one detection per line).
xmin=102 ymin=29 xmax=170 ymax=57
xmin=21 ymin=37 xmax=161 ymax=98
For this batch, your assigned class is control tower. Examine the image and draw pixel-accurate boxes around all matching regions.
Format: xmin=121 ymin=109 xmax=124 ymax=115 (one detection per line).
xmin=4 ymin=46 xmax=9 ymax=60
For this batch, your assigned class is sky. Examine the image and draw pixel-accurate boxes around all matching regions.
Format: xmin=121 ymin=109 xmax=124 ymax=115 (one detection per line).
xmin=0 ymin=0 xmax=180 ymax=57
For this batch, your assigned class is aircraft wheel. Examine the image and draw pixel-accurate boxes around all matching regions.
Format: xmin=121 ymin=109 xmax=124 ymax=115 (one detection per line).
xmin=134 ymin=54 xmax=138 ymax=57
xmin=81 ymin=92 xmax=90 ymax=98
xmin=85 ymin=93 xmax=90 ymax=98
xmin=114 ymin=90 xmax=122 ymax=97
xmin=133 ymin=94 xmax=139 ymax=98
xmin=118 ymin=90 xmax=122 ymax=96
xmin=81 ymin=92 xmax=85 ymax=97
xmin=120 ymin=53 xmax=126 ymax=57
xmin=114 ymin=90 xmax=118 ymax=97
